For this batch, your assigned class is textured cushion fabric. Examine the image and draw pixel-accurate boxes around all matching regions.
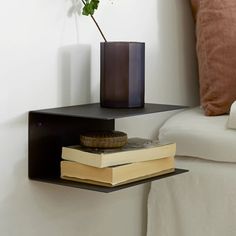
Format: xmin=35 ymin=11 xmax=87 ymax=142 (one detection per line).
xmin=191 ymin=0 xmax=236 ymax=116
xmin=159 ymin=107 xmax=236 ymax=163
xmin=147 ymin=157 xmax=236 ymax=236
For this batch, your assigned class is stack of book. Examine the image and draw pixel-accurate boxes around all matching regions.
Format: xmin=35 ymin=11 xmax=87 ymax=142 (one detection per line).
xmin=60 ymin=138 xmax=176 ymax=187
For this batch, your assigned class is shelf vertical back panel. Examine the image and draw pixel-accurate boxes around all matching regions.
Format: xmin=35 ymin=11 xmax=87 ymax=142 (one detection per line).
xmin=28 ymin=112 xmax=114 ymax=179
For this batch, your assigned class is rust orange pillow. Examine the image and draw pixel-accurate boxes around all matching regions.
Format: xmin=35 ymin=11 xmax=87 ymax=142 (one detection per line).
xmin=191 ymin=0 xmax=236 ymax=116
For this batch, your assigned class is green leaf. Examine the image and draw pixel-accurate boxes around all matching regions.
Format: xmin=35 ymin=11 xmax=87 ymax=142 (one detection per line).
xmin=91 ymin=0 xmax=99 ymax=10
xmin=82 ymin=0 xmax=100 ymax=16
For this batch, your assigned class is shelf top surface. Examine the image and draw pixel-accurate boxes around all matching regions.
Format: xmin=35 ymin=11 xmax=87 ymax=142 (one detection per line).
xmin=30 ymin=103 xmax=186 ymax=120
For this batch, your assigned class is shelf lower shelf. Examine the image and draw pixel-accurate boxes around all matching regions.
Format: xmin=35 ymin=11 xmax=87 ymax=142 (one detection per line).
xmin=30 ymin=168 xmax=189 ymax=193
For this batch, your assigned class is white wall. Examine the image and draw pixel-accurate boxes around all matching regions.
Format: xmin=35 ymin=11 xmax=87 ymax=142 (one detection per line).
xmin=0 ymin=0 xmax=198 ymax=235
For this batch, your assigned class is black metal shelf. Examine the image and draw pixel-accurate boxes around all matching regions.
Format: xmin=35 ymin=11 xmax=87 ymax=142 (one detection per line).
xmin=28 ymin=103 xmax=187 ymax=192
xmin=30 ymin=169 xmax=188 ymax=193
xmin=31 ymin=103 xmax=186 ymax=120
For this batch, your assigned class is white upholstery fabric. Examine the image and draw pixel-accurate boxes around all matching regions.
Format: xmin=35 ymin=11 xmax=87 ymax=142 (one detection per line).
xmin=147 ymin=107 xmax=236 ymax=236
xmin=159 ymin=107 xmax=236 ymax=163
xmin=147 ymin=156 xmax=236 ymax=236
xmin=227 ymin=101 xmax=236 ymax=129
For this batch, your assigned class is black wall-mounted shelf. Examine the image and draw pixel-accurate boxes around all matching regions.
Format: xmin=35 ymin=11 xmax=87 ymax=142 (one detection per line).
xmin=28 ymin=103 xmax=188 ymax=193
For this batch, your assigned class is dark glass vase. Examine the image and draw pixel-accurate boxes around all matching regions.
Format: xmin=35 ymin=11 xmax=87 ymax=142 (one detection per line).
xmin=100 ymin=42 xmax=145 ymax=108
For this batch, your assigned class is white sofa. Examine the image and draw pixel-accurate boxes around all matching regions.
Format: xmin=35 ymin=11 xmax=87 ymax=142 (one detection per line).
xmin=147 ymin=107 xmax=236 ymax=236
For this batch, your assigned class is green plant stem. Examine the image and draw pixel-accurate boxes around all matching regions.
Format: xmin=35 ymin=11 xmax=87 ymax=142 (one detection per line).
xmin=81 ymin=0 xmax=107 ymax=42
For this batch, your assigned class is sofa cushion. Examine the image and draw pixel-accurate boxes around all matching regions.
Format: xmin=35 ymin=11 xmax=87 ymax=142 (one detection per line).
xmin=159 ymin=107 xmax=236 ymax=162
xmin=191 ymin=0 xmax=236 ymax=116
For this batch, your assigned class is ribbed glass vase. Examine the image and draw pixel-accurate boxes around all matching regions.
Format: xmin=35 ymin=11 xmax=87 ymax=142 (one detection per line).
xmin=100 ymin=42 xmax=145 ymax=108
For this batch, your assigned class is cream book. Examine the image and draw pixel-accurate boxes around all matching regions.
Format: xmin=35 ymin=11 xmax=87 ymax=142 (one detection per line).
xmin=61 ymin=156 xmax=175 ymax=187
xmin=61 ymin=138 xmax=176 ymax=168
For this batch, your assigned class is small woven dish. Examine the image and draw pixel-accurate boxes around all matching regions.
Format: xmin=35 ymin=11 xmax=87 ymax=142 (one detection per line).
xmin=80 ymin=131 xmax=128 ymax=148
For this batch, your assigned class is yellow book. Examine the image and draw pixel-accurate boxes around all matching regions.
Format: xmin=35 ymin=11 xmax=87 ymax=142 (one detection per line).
xmin=61 ymin=138 xmax=176 ymax=168
xmin=61 ymin=156 xmax=175 ymax=187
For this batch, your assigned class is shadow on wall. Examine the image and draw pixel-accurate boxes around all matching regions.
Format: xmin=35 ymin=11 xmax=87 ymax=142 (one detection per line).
xmin=57 ymin=44 xmax=91 ymax=106
xmin=0 ymin=156 xmax=149 ymax=236
xmin=155 ymin=0 xmax=199 ymax=106
xmin=0 ymin=158 xmax=97 ymax=235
